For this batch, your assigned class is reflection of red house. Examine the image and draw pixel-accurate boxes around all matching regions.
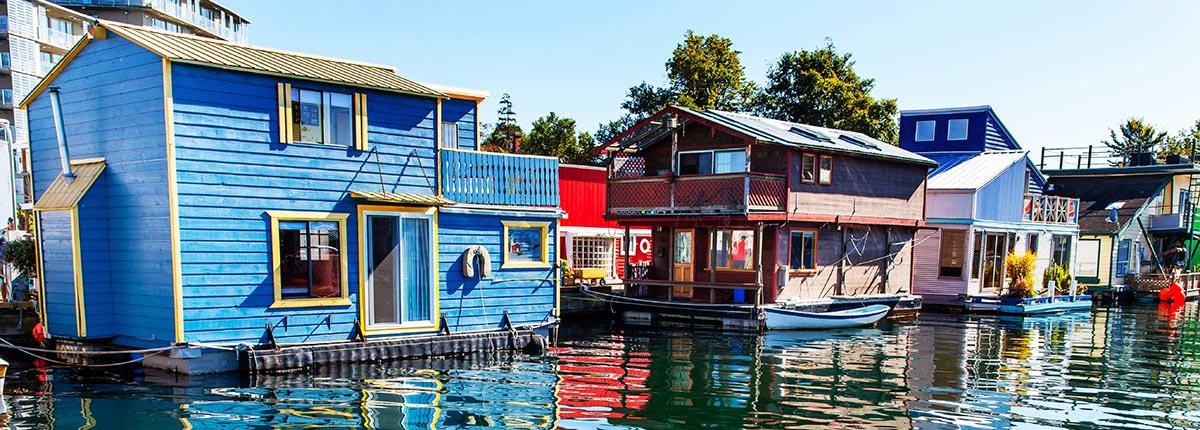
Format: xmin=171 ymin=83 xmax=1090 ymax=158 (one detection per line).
xmin=554 ymin=342 xmax=650 ymax=425
xmin=560 ymin=165 xmax=650 ymax=280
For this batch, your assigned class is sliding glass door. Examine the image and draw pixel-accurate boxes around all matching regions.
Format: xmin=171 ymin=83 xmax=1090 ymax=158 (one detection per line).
xmin=366 ymin=212 xmax=435 ymax=328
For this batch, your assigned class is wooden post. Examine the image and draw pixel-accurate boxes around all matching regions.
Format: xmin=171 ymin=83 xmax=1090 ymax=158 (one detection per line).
xmin=709 ymin=229 xmax=718 ymax=284
xmin=623 ymin=225 xmax=631 ymax=283
xmin=838 ymin=226 xmax=846 ymax=296
xmin=755 ymin=223 xmax=764 ymax=307
xmin=1039 ymin=147 xmax=1045 ymax=169
xmin=882 ymin=228 xmax=890 ymax=294
xmin=669 ymin=116 xmax=678 ymax=211
xmin=1087 ymin=145 xmax=1093 ymax=169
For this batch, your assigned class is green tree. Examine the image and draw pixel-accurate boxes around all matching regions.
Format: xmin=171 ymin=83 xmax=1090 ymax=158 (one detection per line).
xmin=1162 ymin=119 xmax=1200 ymax=161
xmin=596 ymin=114 xmax=639 ymax=146
xmin=482 ymin=93 xmax=523 ymax=153
xmin=1103 ymin=118 xmax=1168 ymax=164
xmin=620 ymin=31 xmax=758 ymax=119
xmin=522 ymin=112 xmax=598 ymax=165
xmin=755 ymin=41 xmax=898 ymax=143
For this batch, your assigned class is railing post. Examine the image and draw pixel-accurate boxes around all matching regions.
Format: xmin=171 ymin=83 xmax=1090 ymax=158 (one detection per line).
xmin=1087 ymin=145 xmax=1093 ymax=169
xmin=1040 ymin=147 xmax=1045 ymax=169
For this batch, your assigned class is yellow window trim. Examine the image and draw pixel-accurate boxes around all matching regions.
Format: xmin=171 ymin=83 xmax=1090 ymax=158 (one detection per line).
xmin=501 ymin=220 xmax=551 ymax=269
xmin=356 ymin=204 xmax=440 ymax=336
xmin=276 ymin=82 xmax=293 ymax=144
xmin=267 ymin=210 xmax=351 ymax=309
xmin=354 ymin=93 xmax=369 ymax=151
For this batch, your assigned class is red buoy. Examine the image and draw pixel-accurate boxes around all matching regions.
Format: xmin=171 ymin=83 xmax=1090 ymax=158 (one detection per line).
xmin=31 ymin=322 xmax=45 ymax=344
xmin=1160 ymin=283 xmax=1186 ymax=303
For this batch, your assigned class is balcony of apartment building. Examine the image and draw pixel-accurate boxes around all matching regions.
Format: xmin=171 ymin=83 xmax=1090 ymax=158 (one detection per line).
xmin=0 ymin=53 xmax=10 ymax=73
xmin=38 ymin=18 xmax=83 ymax=52
xmin=0 ymin=15 xmax=9 ymax=35
xmin=439 ymin=149 xmax=559 ymax=207
xmin=0 ymin=89 xmax=12 ymax=108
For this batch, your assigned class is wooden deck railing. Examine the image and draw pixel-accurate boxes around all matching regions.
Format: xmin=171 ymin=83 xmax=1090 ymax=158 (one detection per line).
xmin=1128 ymin=272 xmax=1200 ymax=297
xmin=440 ymin=149 xmax=559 ymax=207
xmin=1023 ymin=194 xmax=1079 ymax=225
xmin=607 ymin=173 xmax=786 ymax=215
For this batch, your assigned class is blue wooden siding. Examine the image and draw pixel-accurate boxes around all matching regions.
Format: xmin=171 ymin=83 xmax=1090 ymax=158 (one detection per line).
xmin=77 ymin=177 xmax=114 ymax=337
xmin=26 ymin=34 xmax=173 ymax=345
xmin=439 ymin=212 xmax=557 ymax=333
xmin=170 ymin=63 xmax=439 ymax=344
xmin=442 ymin=98 xmax=477 ymax=150
xmin=974 ymin=161 xmax=1028 ymax=223
xmin=37 ymin=210 xmax=77 ymax=338
xmin=984 ymin=115 xmax=1017 ymax=152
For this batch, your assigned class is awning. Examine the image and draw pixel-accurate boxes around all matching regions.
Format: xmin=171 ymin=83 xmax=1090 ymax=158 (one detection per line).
xmin=350 ymin=190 xmax=456 ymax=206
xmin=33 ymin=158 xmax=105 ymax=210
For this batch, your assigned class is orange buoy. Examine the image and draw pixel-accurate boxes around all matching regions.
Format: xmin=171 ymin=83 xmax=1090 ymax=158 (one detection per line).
xmin=30 ymin=322 xmax=44 ymax=344
xmin=1160 ymin=283 xmax=1186 ymax=303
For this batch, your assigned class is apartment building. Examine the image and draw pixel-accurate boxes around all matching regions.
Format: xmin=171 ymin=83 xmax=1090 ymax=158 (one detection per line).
xmin=1 ymin=0 xmax=248 ymax=225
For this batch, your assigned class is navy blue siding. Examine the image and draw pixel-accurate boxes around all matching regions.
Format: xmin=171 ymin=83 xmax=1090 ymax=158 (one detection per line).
xmin=975 ymin=161 xmax=1028 ymax=223
xmin=77 ymin=177 xmax=114 ymax=337
xmin=984 ymin=115 xmax=1017 ymax=152
xmin=27 ymin=34 xmax=172 ymax=344
xmin=439 ymin=212 xmax=557 ymax=333
xmin=442 ymin=98 xmax=477 ymax=150
xmin=170 ymin=63 xmax=439 ymax=344
xmin=898 ymin=111 xmax=988 ymax=153
xmin=38 ymin=210 xmax=77 ymax=338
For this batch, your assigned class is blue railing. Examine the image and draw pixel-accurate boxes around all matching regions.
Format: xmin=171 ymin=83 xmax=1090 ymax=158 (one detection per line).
xmin=441 ymin=149 xmax=559 ymax=207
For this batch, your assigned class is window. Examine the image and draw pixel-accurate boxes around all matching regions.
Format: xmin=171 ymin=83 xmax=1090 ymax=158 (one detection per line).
xmin=818 ymin=155 xmax=833 ymax=185
xmin=677 ymin=150 xmax=745 ymax=175
xmin=502 ymin=221 xmax=551 ymax=268
xmin=801 ymin=154 xmax=816 ymax=184
xmin=571 ymin=237 xmax=616 ymax=278
xmin=1078 ymin=239 xmax=1100 ymax=278
xmin=790 ymin=230 xmax=817 ymax=272
xmin=47 ymin=17 xmax=72 ymax=34
xmin=974 ymin=232 xmax=1009 ymax=290
xmin=713 ymin=229 xmax=755 ymax=270
xmin=947 ymin=119 xmax=969 ymax=140
xmin=200 ymin=6 xmax=215 ymax=20
xmin=939 ymin=230 xmax=966 ymax=278
xmin=441 ymin=122 xmax=460 ymax=149
xmin=365 ymin=211 xmax=436 ymax=328
xmin=674 ymin=230 xmax=693 ymax=264
xmin=1027 ymin=233 xmax=1040 ymax=255
xmin=1051 ymin=235 xmax=1072 ymax=267
xmin=1114 ymin=239 xmax=1132 ymax=278
xmin=915 ymin=120 xmax=935 ymax=142
xmin=278 ymin=84 xmax=366 ymax=149
xmin=269 ymin=211 xmax=350 ymax=307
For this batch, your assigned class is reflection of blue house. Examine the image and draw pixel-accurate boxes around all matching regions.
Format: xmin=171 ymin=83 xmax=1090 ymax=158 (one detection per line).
xmin=26 ymin=21 xmax=560 ymax=373
xmin=901 ymin=106 xmax=1080 ymax=307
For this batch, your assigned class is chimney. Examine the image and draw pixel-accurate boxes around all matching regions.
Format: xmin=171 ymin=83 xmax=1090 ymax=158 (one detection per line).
xmin=48 ymin=87 xmax=73 ymax=179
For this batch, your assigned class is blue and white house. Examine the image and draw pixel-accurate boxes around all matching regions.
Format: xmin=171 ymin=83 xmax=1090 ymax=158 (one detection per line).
xmin=901 ymin=106 xmax=1081 ymax=308
xmin=24 ymin=21 xmax=560 ymax=373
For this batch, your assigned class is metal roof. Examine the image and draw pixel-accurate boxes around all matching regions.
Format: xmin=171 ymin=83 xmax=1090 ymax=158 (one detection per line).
xmin=673 ymin=107 xmax=937 ymax=166
xmin=101 ymin=20 xmax=444 ymax=98
xmin=925 ymin=150 xmax=1027 ymax=190
xmin=34 ymin=159 xmax=106 ymax=210
xmin=349 ymin=191 xmax=456 ymax=206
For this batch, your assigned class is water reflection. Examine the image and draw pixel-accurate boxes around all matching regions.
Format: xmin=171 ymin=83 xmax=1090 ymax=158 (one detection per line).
xmin=3 ymin=303 xmax=1200 ymax=429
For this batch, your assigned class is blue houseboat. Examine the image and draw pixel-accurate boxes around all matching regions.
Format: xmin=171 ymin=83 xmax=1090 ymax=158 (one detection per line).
xmin=900 ymin=106 xmax=1088 ymax=313
xmin=24 ymin=21 xmax=561 ymax=373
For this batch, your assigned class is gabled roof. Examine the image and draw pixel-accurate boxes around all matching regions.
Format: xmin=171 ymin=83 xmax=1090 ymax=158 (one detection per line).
xmin=1047 ymin=173 xmax=1172 ymax=234
xmin=599 ymin=106 xmax=935 ymax=167
xmin=34 ymin=158 xmax=105 ymax=210
xmin=22 ymin=20 xmax=445 ymax=108
xmin=899 ymin=105 xmax=1021 ymax=151
xmin=924 ymin=150 xmax=1027 ymax=190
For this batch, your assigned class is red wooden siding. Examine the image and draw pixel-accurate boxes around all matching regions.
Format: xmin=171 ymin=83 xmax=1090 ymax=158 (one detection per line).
xmin=560 ymin=165 xmax=618 ymax=229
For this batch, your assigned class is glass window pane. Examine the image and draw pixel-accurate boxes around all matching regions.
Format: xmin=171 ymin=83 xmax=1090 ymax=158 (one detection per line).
xmin=507 ymin=227 xmax=545 ymax=264
xmin=1078 ymin=239 xmax=1100 ymax=277
xmin=674 ymin=231 xmax=693 ymax=264
xmin=279 ymin=222 xmax=308 ymax=298
xmin=369 ymin=216 xmax=398 ymax=325
xmin=308 ymin=221 xmax=341 ymax=298
xmin=402 ymin=218 xmax=432 ymax=323
xmin=915 ymin=120 xmax=935 ymax=142
xmin=293 ymin=89 xmax=324 ymax=144
xmin=713 ymin=150 xmax=746 ymax=174
xmin=679 ymin=152 xmax=713 ymax=175
xmin=790 ymin=231 xmax=816 ymax=271
xmin=971 ymin=231 xmax=983 ymax=279
xmin=801 ymin=154 xmax=815 ymax=183
xmin=441 ymin=122 xmax=459 ymax=149
xmin=948 ymin=119 xmax=969 ymax=140
xmin=715 ymin=230 xmax=754 ymax=269
xmin=818 ymin=156 xmax=833 ymax=185
xmin=939 ymin=230 xmax=965 ymax=277
xmin=328 ymin=92 xmax=353 ymax=146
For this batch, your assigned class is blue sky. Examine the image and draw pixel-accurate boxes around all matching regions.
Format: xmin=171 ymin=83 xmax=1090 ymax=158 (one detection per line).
xmin=223 ymin=1 xmax=1200 ymax=155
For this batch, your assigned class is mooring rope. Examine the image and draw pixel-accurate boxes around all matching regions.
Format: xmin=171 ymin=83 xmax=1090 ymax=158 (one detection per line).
xmin=0 ymin=337 xmax=172 ymax=368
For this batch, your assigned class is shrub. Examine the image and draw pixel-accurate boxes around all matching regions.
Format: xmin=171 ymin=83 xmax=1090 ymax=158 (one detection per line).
xmin=2 ymin=237 xmax=36 ymax=278
xmin=1003 ymin=251 xmax=1037 ymax=298
xmin=1043 ymin=264 xmax=1074 ymax=295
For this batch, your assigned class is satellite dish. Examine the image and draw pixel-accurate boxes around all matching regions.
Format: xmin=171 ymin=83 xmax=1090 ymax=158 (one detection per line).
xmin=1104 ymin=202 xmax=1125 ymax=224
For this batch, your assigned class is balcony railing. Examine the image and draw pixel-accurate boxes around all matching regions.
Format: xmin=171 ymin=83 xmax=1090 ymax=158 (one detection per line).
xmin=440 ymin=149 xmax=559 ymax=207
xmin=1022 ymin=194 xmax=1079 ymax=225
xmin=50 ymin=0 xmax=247 ymax=42
xmin=1040 ymin=145 xmax=1196 ymax=170
xmin=39 ymin=27 xmax=82 ymax=51
xmin=0 ymin=16 xmax=9 ymax=34
xmin=0 ymin=53 xmax=10 ymax=71
xmin=608 ymin=173 xmax=787 ymax=215
xmin=0 ymin=89 xmax=13 ymax=107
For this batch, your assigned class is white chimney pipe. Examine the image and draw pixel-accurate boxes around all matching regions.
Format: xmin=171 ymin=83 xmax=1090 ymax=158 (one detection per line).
xmin=48 ymin=87 xmax=73 ymax=179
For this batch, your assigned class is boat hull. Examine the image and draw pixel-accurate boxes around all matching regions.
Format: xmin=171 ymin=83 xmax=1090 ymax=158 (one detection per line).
xmin=764 ymin=305 xmax=891 ymax=330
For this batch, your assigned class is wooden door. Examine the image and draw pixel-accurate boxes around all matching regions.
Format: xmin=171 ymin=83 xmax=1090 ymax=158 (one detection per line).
xmin=673 ymin=229 xmax=694 ymax=298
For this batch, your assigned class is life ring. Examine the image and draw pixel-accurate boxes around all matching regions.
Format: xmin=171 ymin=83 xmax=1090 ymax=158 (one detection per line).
xmin=462 ymin=245 xmax=492 ymax=279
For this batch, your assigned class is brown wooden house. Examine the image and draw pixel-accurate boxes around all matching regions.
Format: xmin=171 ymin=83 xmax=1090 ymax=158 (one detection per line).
xmin=596 ymin=107 xmax=936 ymax=316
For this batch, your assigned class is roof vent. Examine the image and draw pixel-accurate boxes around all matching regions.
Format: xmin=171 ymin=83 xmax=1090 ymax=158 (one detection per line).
xmin=789 ymin=126 xmax=830 ymax=142
xmin=839 ymin=134 xmax=880 ymax=150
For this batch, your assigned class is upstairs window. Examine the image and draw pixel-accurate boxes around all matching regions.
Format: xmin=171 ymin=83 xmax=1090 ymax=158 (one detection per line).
xmin=441 ymin=122 xmax=460 ymax=149
xmin=947 ymin=119 xmax=969 ymax=141
xmin=801 ymin=154 xmax=816 ymax=184
xmin=277 ymin=83 xmax=368 ymax=150
xmin=818 ymin=155 xmax=833 ymax=185
xmin=47 ymin=17 xmax=72 ymax=34
xmin=915 ymin=120 xmax=935 ymax=142
xmin=678 ymin=149 xmax=745 ymax=175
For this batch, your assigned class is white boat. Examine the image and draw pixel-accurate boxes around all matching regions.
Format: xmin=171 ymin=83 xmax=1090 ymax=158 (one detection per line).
xmin=764 ymin=304 xmax=892 ymax=330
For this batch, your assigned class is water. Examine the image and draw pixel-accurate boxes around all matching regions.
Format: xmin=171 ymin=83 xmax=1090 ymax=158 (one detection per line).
xmin=3 ymin=303 xmax=1200 ymax=429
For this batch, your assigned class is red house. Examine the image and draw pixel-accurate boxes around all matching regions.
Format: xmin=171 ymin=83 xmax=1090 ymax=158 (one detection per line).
xmin=559 ymin=164 xmax=650 ymax=282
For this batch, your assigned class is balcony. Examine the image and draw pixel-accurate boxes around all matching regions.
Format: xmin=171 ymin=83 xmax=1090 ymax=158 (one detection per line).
xmin=148 ymin=0 xmax=248 ymax=43
xmin=440 ymin=149 xmax=559 ymax=207
xmin=39 ymin=27 xmax=82 ymax=51
xmin=1022 ymin=194 xmax=1079 ymax=225
xmin=0 ymin=53 xmax=10 ymax=72
xmin=0 ymin=89 xmax=13 ymax=108
xmin=0 ymin=16 xmax=9 ymax=34
xmin=607 ymin=173 xmax=787 ymax=216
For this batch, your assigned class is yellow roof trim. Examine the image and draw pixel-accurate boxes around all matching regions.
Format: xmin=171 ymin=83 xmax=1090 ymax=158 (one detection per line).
xmin=18 ymin=35 xmax=92 ymax=109
xmin=33 ymin=159 xmax=106 ymax=211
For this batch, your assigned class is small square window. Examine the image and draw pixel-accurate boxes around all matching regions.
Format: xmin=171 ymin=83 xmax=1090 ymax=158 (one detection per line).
xmin=502 ymin=221 xmax=551 ymax=268
xmin=948 ymin=119 xmax=969 ymax=141
xmin=441 ymin=122 xmax=460 ymax=149
xmin=290 ymin=88 xmax=356 ymax=146
xmin=915 ymin=120 xmax=935 ymax=142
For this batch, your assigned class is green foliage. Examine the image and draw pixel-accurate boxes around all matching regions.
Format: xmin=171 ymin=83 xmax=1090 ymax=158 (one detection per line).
xmin=756 ymin=41 xmax=899 ymax=143
xmin=522 ymin=112 xmax=599 ymax=165
xmin=3 ymin=237 xmax=36 ymax=278
xmin=595 ymin=114 xmax=639 ymax=145
xmin=1162 ymin=118 xmax=1200 ymax=162
xmin=620 ymin=31 xmax=757 ymax=119
xmin=1002 ymin=252 xmax=1038 ymax=299
xmin=1042 ymin=264 xmax=1074 ymax=295
xmin=1103 ymin=118 xmax=1168 ymax=164
xmin=482 ymin=93 xmax=524 ymax=153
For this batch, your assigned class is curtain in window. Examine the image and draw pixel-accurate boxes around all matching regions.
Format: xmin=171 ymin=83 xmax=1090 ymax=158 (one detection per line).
xmin=402 ymin=218 xmax=432 ymax=323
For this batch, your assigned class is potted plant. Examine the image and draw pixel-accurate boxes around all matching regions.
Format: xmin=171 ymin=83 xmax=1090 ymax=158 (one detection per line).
xmin=1043 ymin=264 xmax=1074 ymax=296
xmin=1001 ymin=252 xmax=1037 ymax=304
